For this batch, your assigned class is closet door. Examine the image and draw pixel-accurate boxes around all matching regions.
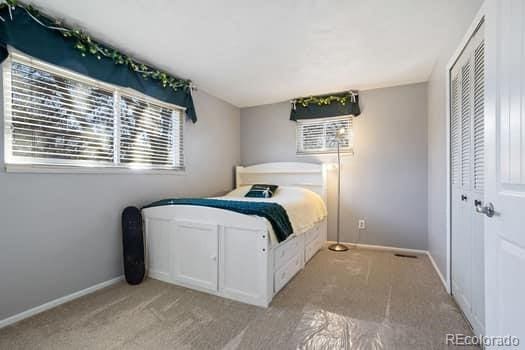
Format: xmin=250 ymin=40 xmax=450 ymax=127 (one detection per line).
xmin=450 ymin=22 xmax=485 ymax=335
xmin=469 ymin=37 xmax=485 ymax=334
xmin=451 ymin=55 xmax=474 ymax=320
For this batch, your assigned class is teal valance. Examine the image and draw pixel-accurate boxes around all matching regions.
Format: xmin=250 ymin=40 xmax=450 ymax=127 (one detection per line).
xmin=0 ymin=3 xmax=197 ymax=122
xmin=290 ymin=91 xmax=361 ymax=121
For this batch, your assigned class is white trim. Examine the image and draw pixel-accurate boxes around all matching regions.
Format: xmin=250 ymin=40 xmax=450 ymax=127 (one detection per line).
xmin=0 ymin=276 xmax=124 ymax=329
xmin=446 ymin=4 xmax=487 ymax=72
xmin=5 ymin=163 xmax=186 ymax=175
xmin=326 ymin=241 xmax=427 ymax=255
xmin=444 ymin=4 xmax=486 ymax=297
xmin=426 ymin=251 xmax=450 ymax=292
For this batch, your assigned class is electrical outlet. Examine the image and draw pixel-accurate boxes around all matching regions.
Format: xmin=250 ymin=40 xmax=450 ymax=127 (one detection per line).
xmin=358 ymin=219 xmax=366 ymax=230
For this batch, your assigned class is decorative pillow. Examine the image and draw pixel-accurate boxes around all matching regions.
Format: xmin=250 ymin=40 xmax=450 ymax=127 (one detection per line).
xmin=245 ymin=184 xmax=279 ymax=198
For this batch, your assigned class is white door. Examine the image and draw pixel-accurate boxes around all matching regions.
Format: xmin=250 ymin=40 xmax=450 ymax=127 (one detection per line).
xmin=450 ymin=22 xmax=485 ymax=335
xmin=171 ymin=221 xmax=219 ymax=292
xmin=484 ymin=0 xmax=525 ymax=346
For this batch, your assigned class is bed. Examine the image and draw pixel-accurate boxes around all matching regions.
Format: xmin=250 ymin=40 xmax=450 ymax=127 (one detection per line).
xmin=141 ymin=162 xmax=328 ymax=307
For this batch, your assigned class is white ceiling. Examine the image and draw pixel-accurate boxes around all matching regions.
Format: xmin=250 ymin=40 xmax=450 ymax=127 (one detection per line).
xmin=30 ymin=0 xmax=481 ymax=107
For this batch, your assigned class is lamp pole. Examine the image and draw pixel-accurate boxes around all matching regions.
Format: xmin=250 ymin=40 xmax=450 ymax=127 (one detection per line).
xmin=329 ymin=131 xmax=349 ymax=252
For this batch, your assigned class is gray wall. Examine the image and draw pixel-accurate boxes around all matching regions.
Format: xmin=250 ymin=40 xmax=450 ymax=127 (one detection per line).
xmin=0 ymin=89 xmax=240 ymax=321
xmin=427 ymin=1 xmax=482 ymax=281
xmin=241 ymin=82 xmax=428 ymax=250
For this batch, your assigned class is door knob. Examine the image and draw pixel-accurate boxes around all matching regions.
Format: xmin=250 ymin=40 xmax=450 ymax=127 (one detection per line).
xmin=474 ymin=200 xmax=495 ymax=218
xmin=461 ymin=194 xmax=468 ymax=201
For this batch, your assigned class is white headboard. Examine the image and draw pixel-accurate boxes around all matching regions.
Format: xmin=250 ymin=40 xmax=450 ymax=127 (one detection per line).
xmin=235 ymin=162 xmax=328 ymax=204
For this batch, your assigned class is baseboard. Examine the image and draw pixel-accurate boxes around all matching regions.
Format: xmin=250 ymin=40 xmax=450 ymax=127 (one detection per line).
xmin=426 ymin=252 xmax=450 ymax=293
xmin=0 ymin=275 xmax=124 ymax=329
xmin=326 ymin=241 xmax=427 ymax=255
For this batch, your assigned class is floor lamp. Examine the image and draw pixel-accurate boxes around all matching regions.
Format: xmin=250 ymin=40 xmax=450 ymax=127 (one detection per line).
xmin=328 ymin=126 xmax=349 ymax=252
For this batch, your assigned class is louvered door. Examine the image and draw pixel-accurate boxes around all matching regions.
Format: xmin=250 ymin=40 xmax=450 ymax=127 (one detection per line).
xmin=450 ymin=22 xmax=485 ymax=335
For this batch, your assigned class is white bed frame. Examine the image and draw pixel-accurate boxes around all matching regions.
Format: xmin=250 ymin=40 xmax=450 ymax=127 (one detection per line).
xmin=142 ymin=162 xmax=328 ymax=307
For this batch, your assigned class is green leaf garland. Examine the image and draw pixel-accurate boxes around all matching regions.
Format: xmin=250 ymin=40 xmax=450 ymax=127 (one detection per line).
xmin=0 ymin=0 xmax=192 ymax=92
xmin=295 ymin=92 xmax=357 ymax=108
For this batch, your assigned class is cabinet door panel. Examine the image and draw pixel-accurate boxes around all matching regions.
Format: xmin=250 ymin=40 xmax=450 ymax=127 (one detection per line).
xmin=171 ymin=221 xmax=218 ymax=292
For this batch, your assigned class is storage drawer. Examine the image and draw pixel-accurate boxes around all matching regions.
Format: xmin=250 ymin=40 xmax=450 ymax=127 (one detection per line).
xmin=274 ymin=250 xmax=303 ymax=293
xmin=305 ymin=238 xmax=317 ymax=263
xmin=305 ymin=224 xmax=320 ymax=244
xmin=305 ymin=234 xmax=323 ymax=263
xmin=274 ymin=235 xmax=303 ymax=270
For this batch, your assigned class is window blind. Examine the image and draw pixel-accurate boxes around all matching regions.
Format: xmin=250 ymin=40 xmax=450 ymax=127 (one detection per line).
xmin=120 ymin=94 xmax=183 ymax=169
xmin=4 ymin=54 xmax=184 ymax=171
xmin=7 ymin=61 xmax=115 ymax=166
xmin=296 ymin=116 xmax=353 ymax=155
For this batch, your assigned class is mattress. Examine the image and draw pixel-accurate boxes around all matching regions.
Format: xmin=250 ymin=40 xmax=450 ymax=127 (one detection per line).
xmin=217 ymin=186 xmax=327 ymax=245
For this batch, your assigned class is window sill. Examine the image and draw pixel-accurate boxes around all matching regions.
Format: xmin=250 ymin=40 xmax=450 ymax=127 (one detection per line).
xmin=4 ymin=164 xmax=186 ymax=175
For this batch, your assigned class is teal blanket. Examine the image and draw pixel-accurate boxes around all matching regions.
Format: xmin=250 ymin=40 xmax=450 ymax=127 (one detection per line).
xmin=143 ymin=198 xmax=293 ymax=242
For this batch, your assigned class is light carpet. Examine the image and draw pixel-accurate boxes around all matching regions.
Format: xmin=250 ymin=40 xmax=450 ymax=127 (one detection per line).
xmin=0 ymin=246 xmax=475 ymax=349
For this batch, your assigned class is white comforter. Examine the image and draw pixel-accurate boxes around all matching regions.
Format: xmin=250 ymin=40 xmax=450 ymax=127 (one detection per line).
xmin=217 ymin=186 xmax=327 ymax=244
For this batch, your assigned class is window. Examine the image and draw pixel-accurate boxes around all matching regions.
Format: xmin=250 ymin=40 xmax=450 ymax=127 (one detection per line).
xmin=119 ymin=95 xmax=183 ymax=169
xmin=3 ymin=53 xmax=184 ymax=172
xmin=296 ymin=116 xmax=353 ymax=155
